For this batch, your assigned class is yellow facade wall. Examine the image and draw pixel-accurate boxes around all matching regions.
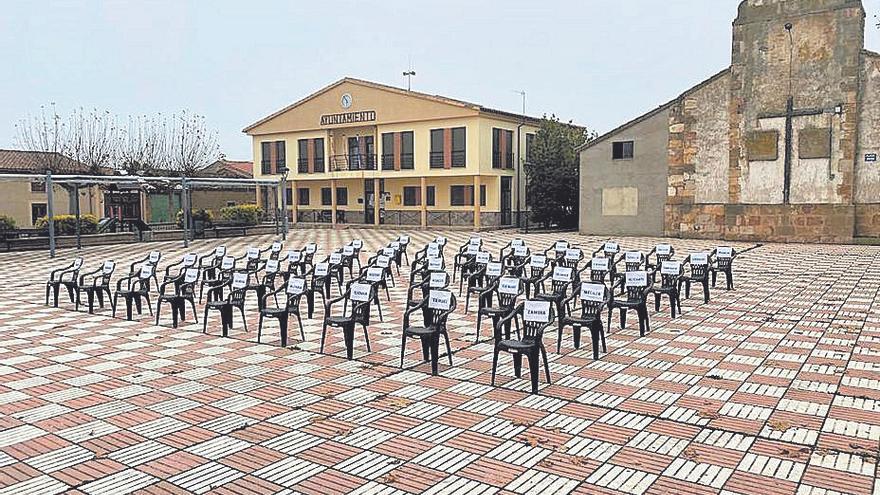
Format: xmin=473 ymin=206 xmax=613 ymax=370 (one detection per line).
xmin=0 ymin=181 xmax=103 ymax=227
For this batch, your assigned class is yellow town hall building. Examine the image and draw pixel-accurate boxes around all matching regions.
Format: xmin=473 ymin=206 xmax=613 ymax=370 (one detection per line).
xmin=244 ymin=78 xmax=540 ymax=229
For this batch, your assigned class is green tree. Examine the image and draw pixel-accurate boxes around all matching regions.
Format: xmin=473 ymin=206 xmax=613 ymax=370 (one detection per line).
xmin=524 ymin=115 xmax=593 ymax=229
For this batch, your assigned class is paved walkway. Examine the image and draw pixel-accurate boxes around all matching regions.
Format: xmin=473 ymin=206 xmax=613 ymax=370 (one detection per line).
xmin=0 ymin=229 xmax=878 ymax=494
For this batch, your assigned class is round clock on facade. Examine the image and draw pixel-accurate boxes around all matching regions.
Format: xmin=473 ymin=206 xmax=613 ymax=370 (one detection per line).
xmin=341 ymin=93 xmax=352 ymax=109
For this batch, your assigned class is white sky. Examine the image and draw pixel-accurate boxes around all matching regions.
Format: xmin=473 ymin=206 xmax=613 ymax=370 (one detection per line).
xmin=2 ymin=0 xmax=879 ymax=159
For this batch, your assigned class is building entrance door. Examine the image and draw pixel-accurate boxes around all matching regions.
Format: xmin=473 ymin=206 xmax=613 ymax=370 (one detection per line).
xmin=501 ymin=176 xmax=512 ymax=226
xmin=364 ymin=179 xmax=384 ymax=224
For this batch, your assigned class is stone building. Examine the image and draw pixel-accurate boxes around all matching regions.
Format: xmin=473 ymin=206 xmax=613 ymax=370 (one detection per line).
xmin=579 ymin=0 xmax=880 ymax=243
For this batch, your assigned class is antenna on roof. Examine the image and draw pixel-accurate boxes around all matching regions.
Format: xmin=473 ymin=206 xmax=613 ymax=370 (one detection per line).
xmin=512 ymin=90 xmax=526 ymax=116
xmin=403 ymin=56 xmax=416 ymax=91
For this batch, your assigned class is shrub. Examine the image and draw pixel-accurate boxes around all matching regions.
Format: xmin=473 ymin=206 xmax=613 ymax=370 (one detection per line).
xmin=0 ymin=215 xmax=15 ymax=231
xmin=35 ymin=214 xmax=98 ymax=235
xmin=176 ymin=208 xmax=214 ymax=228
xmin=219 ymin=204 xmax=262 ymax=226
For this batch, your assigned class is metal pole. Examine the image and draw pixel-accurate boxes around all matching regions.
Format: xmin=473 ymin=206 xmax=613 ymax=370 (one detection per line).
xmin=273 ymin=184 xmax=280 ymax=235
xmin=181 ymin=178 xmax=190 ymax=248
xmin=74 ymin=184 xmax=81 ymax=250
xmin=280 ymin=175 xmax=288 ymax=240
xmin=46 ymin=171 xmax=56 ymax=258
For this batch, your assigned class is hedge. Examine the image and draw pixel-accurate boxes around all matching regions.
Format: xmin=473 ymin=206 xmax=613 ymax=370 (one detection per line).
xmin=219 ymin=204 xmax=262 ymax=226
xmin=35 ymin=214 xmax=99 ymax=235
xmin=176 ymin=208 xmax=214 ymax=228
xmin=0 ymin=215 xmax=15 ymax=231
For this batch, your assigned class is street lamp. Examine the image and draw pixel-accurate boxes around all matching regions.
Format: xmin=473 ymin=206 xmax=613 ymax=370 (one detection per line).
xmin=278 ymin=166 xmax=290 ymax=240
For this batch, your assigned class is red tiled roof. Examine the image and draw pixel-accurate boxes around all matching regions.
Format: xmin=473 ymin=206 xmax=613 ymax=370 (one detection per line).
xmin=196 ymin=159 xmax=254 ymax=179
xmin=0 ymin=149 xmax=92 ymax=174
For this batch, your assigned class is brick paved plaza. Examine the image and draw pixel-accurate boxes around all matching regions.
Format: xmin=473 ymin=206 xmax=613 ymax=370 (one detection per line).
xmin=0 ymin=229 xmax=878 ymax=495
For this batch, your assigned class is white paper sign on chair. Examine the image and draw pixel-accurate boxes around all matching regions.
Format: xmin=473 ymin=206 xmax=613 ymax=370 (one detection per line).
xmin=427 ymin=246 xmax=440 ymax=257
xmin=376 ymin=255 xmax=390 ymax=268
xmin=398 ymin=235 xmax=409 ymax=244
xmin=467 ymin=244 xmax=480 ymax=255
xmin=287 ymin=277 xmax=305 ymax=294
xmin=555 ymin=241 xmax=568 ymax=250
xmin=221 ymin=256 xmax=235 ymax=269
xmin=429 ymin=272 xmax=447 ymax=288
xmin=428 ymin=290 xmax=452 ymax=310
xmin=184 ymin=253 xmax=197 ymax=266
xmin=591 ymin=257 xmax=610 ymax=271
xmin=350 ymin=283 xmax=371 ymax=302
xmin=214 ymin=246 xmax=226 ymax=256
xmin=656 ymin=244 xmax=672 ymax=255
xmin=499 ymin=276 xmax=520 ymax=295
xmin=486 ymin=262 xmax=503 ymax=277
xmin=716 ymin=247 xmax=733 ymax=258
xmin=184 ymin=268 xmax=198 ymax=283
xmin=604 ymin=241 xmax=619 ymax=253
xmin=511 ymin=239 xmax=524 ymax=248
xmin=427 ymin=257 xmax=443 ymax=271
xmin=514 ymin=246 xmax=528 ymax=257
xmin=581 ymin=283 xmax=605 ymax=302
xmin=553 ymin=266 xmax=573 ymax=282
xmin=271 ymin=242 xmax=282 ymax=253
xmin=469 ymin=237 xmax=481 ymax=246
xmin=531 ymin=255 xmax=547 ymax=268
xmin=265 ymin=260 xmax=279 ymax=273
xmin=288 ymin=250 xmax=301 ymax=262
xmin=625 ymin=271 xmax=648 ymax=287
xmin=329 ymin=253 xmax=343 ymax=264
xmin=140 ymin=265 xmax=153 ymax=278
xmin=366 ymin=267 xmax=383 ymax=282
xmin=390 ymin=241 xmax=400 ymax=249
xmin=661 ymin=261 xmax=682 ymax=275
xmin=352 ymin=239 xmax=363 ymax=248
xmin=382 ymin=247 xmax=395 ymax=256
xmin=232 ymin=272 xmax=248 ymax=289
xmin=435 ymin=236 xmax=447 ymax=245
xmin=343 ymin=245 xmax=354 ymax=256
xmin=103 ymin=261 xmax=115 ymax=273
xmin=305 ymin=243 xmax=317 ymax=254
xmin=476 ymin=252 xmax=491 ymax=264
xmin=690 ymin=253 xmax=709 ymax=265
xmin=565 ymin=248 xmax=581 ymax=261
xmin=625 ymin=251 xmax=642 ymax=263
xmin=149 ymin=251 xmax=161 ymax=263
xmin=247 ymin=247 xmax=259 ymax=259
xmin=314 ymin=263 xmax=329 ymax=276
xmin=524 ymin=300 xmax=552 ymax=323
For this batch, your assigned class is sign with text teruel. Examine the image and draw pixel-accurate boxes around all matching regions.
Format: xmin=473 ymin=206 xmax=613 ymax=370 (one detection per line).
xmin=429 ymin=272 xmax=447 ymax=288
xmin=716 ymin=246 xmax=733 ymax=259
xmin=580 ymin=283 xmax=605 ymax=302
xmin=314 ymin=262 xmax=329 ymax=276
xmin=524 ymin=300 xmax=552 ymax=323
xmin=366 ymin=267 xmax=384 ymax=282
xmin=350 ymin=282 xmax=371 ymax=302
xmin=553 ymin=266 xmax=573 ymax=282
xmin=486 ymin=262 xmax=503 ymax=277
xmin=625 ymin=271 xmax=648 ymax=287
xmin=661 ymin=261 xmax=681 ymax=275
xmin=427 ymin=257 xmax=443 ymax=271
xmin=287 ymin=277 xmax=305 ymax=294
xmin=221 ymin=256 xmax=235 ymax=269
xmin=246 ymin=247 xmax=260 ymax=259
xmin=499 ymin=276 xmax=520 ymax=295
xmin=184 ymin=268 xmax=198 ymax=283
xmin=655 ymin=244 xmax=672 ymax=255
xmin=232 ymin=272 xmax=248 ymax=289
xmin=530 ymin=255 xmax=547 ymax=268
xmin=376 ymin=255 xmax=390 ymax=268
xmin=690 ymin=252 xmax=709 ymax=265
xmin=591 ymin=257 xmax=609 ymax=271
xmin=428 ymin=290 xmax=452 ymax=310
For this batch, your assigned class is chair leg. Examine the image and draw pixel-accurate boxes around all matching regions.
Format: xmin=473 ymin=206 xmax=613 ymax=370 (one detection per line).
xmin=528 ymin=349 xmax=540 ymax=394
xmin=599 ymin=320 xmax=607 ymax=352
xmin=711 ymin=270 xmax=717 ymax=287
xmin=257 ymin=313 xmax=264 ymax=343
xmin=202 ymin=307 xmax=209 ymax=333
xmin=474 ymin=312 xmax=482 ymax=343
xmin=189 ymin=298 xmax=199 ymax=323
xmin=442 ymin=331 xmax=453 ymax=365
xmin=430 ymin=333 xmax=440 ymax=376
xmin=320 ymin=322 xmax=328 ymax=353
xmin=556 ymin=323 xmax=563 ymax=354
xmin=362 ymin=324 xmax=371 ymax=352
xmin=155 ymin=301 xmax=162 ymax=325
xmin=619 ymin=307 xmax=627 ymax=329
xmin=145 ymin=294 xmax=153 ymax=316
xmin=540 ymin=346 xmax=552 ymax=384
xmin=513 ymin=353 xmax=522 ymax=378
xmin=589 ymin=322 xmax=599 ymax=360
xmin=573 ymin=324 xmax=582 ymax=350
xmin=296 ymin=312 xmax=304 ymax=340
xmin=654 ymin=292 xmax=661 ymax=311
xmin=239 ymin=307 xmax=248 ymax=332
xmin=399 ymin=331 xmax=407 ymax=368
xmin=702 ymin=280 xmax=710 ymax=303
xmin=490 ymin=347 xmax=500 ymax=386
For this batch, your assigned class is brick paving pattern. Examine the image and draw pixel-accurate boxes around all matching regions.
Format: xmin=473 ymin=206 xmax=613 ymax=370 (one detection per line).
xmin=0 ymin=229 xmax=878 ymax=494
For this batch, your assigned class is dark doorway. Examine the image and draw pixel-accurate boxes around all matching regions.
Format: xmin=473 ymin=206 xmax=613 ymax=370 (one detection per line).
xmin=501 ymin=176 xmax=512 ymax=226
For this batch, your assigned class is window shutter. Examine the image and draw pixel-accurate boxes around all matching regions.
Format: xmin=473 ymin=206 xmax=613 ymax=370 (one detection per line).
xmin=269 ymin=143 xmax=277 ymax=174
xmin=393 ymin=132 xmax=401 ymax=171
xmin=307 ymin=140 xmax=315 ymax=174
xmin=444 ymin=128 xmax=452 ymax=169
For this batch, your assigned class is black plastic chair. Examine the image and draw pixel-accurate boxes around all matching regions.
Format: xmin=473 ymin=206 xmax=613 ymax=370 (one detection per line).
xmin=475 ymin=275 xmax=523 ymax=343
xmin=156 ymin=267 xmax=199 ymax=328
xmin=200 ymin=255 xmax=235 ymax=303
xmin=113 ymin=264 xmax=154 ymax=320
xmin=163 ymin=252 xmax=198 ymax=286
xmin=302 ymin=262 xmax=331 ymax=319
xmin=651 ymin=260 xmax=683 ymax=318
xmin=560 ymin=282 xmax=608 ymax=357
xmin=614 ymin=251 xmax=646 ymax=284
xmin=608 ymin=270 xmax=653 ymax=336
xmin=197 ymin=246 xmax=227 ymax=287
xmin=128 ymin=251 xmax=161 ymax=289
xmin=467 ymin=259 xmax=503 ymax=313
xmin=544 ymin=240 xmax=569 ymax=267
xmin=397 ymin=235 xmax=411 ymax=265
xmin=400 ymin=289 xmax=456 ymax=375
xmin=535 ymin=266 xmax=573 ymax=340
xmin=646 ymin=244 xmax=675 ymax=274
xmin=491 ymin=301 xmax=555 ymax=394
xmin=320 ymin=281 xmax=375 ymax=359
xmin=258 ymin=276 xmax=306 ymax=347
xmin=592 ymin=242 xmax=620 ymax=280
xmin=679 ymin=253 xmax=711 ymax=303
xmin=357 ymin=265 xmax=388 ymax=321
xmin=709 ymin=247 xmax=736 ymax=290
xmin=203 ymin=272 xmax=248 ymax=337
xmin=558 ymin=247 xmax=584 ymax=270
xmin=75 ymin=260 xmax=114 ymax=314
xmin=520 ymin=255 xmax=548 ymax=299
xmin=453 ymin=238 xmax=481 ymax=282
xmin=502 ymin=242 xmax=530 ymax=278
xmin=46 ymin=257 xmax=84 ymax=307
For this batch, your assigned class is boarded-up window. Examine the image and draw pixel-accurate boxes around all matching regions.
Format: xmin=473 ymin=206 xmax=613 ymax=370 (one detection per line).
xmin=746 ymin=130 xmax=779 ymax=161
xmin=601 ymin=187 xmax=638 ymax=216
xmin=798 ymin=127 xmax=831 ymax=159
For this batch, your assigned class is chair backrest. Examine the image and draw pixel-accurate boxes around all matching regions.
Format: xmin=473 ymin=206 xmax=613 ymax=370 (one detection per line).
xmin=220 ymin=255 xmax=236 ymax=272
xmin=522 ymin=300 xmax=554 ymax=340
xmin=654 ymin=243 xmax=674 ymax=265
xmin=349 ymin=282 xmax=374 ymax=320
xmin=181 ymin=267 xmax=199 ymax=295
xmin=312 ymin=262 xmax=330 ymax=288
xmin=715 ymin=246 xmax=734 ymax=269
xmin=602 ymin=241 xmax=620 ymax=257
xmin=688 ymin=252 xmax=710 ymax=278
xmin=426 ymin=289 xmax=456 ymax=326
xmin=245 ymin=246 xmax=261 ymax=270
xmin=527 ymin=254 xmax=547 ymax=279
xmin=624 ymin=270 xmax=649 ymax=302
xmin=365 ymin=266 xmax=385 ymax=284
xmin=99 ymin=260 xmax=116 ymax=285
xmin=269 ymin=241 xmax=284 ymax=260
xmin=579 ymin=282 xmax=606 ymax=316
xmin=550 ymin=266 xmax=573 ymax=295
xmin=135 ymin=263 xmax=154 ymax=292
xmin=622 ymin=251 xmax=644 ymax=272
xmin=660 ymin=260 xmax=682 ymax=288
xmin=229 ymin=272 xmax=249 ymax=304
xmin=589 ymin=256 xmax=610 ymax=282
xmin=560 ymin=248 xmax=582 ymax=269
xmin=304 ymin=243 xmax=318 ymax=263
xmin=496 ymin=276 xmax=522 ymax=308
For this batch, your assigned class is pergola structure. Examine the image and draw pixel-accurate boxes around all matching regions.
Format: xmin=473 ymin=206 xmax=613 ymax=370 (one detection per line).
xmin=0 ymin=172 xmax=287 ymax=257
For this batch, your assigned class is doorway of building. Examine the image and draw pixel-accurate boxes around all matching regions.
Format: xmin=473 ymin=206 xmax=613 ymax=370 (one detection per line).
xmin=348 ymin=136 xmax=375 ymax=170
xmin=501 ymin=176 xmax=512 ymax=226
xmin=364 ymin=179 xmax=384 ymax=224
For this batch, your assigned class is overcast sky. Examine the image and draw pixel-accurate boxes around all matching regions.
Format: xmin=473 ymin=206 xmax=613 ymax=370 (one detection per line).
xmin=2 ymin=0 xmax=879 ymax=159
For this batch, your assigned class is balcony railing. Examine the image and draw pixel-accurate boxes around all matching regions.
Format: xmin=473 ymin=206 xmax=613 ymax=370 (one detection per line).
xmin=429 ymin=151 xmax=444 ymax=168
xmin=330 ymin=154 xmax=376 ymax=171
xmin=451 ymin=150 xmax=466 ymax=167
xmin=381 ymin=152 xmax=415 ymax=170
xmin=429 ymin=150 xmax=466 ymax=168
xmin=492 ymin=151 xmax=514 ymax=169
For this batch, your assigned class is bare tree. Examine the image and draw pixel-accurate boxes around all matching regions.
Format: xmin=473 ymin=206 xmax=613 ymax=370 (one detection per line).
xmin=67 ymin=107 xmax=119 ymax=174
xmin=118 ymin=114 xmax=170 ymax=176
xmin=14 ymin=103 xmax=73 ymax=173
xmin=166 ymin=111 xmax=219 ymax=176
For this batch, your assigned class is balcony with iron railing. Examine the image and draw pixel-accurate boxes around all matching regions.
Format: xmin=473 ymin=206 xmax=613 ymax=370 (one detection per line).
xmin=330 ymin=154 xmax=377 ymax=172
xmin=381 ymin=152 xmax=415 ymax=170
xmin=429 ymin=150 xmax=466 ymax=168
xmin=492 ymin=151 xmax=515 ymax=169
